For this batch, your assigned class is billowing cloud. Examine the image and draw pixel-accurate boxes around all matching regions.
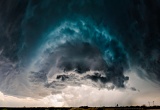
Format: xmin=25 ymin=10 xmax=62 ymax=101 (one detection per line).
xmin=0 ymin=0 xmax=160 ymax=102
xmin=27 ymin=20 xmax=129 ymax=97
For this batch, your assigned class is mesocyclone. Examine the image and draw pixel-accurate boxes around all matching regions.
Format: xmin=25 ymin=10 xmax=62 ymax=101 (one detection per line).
xmin=0 ymin=0 xmax=160 ymax=100
xmin=24 ymin=19 xmax=129 ymax=97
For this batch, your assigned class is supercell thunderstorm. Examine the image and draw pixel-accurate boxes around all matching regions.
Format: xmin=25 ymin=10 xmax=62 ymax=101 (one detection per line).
xmin=0 ymin=19 xmax=129 ymax=98
xmin=29 ymin=20 xmax=129 ymax=93
xmin=0 ymin=0 xmax=160 ymax=100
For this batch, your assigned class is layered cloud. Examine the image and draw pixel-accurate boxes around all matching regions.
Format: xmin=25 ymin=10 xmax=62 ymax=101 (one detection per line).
xmin=0 ymin=0 xmax=159 ymax=100
xmin=27 ymin=20 xmax=129 ymax=97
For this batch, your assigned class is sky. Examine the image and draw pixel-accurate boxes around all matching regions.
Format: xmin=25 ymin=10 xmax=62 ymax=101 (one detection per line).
xmin=0 ymin=0 xmax=160 ymax=107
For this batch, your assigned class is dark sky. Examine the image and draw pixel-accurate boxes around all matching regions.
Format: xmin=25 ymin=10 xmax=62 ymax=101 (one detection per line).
xmin=0 ymin=0 xmax=160 ymax=107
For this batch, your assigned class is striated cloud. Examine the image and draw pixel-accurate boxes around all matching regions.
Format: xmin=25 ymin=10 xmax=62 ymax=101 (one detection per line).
xmin=0 ymin=0 xmax=159 ymax=99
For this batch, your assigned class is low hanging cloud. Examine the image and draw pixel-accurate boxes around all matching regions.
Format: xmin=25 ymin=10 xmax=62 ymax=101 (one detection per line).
xmin=0 ymin=18 xmax=129 ymax=98
xmin=0 ymin=0 xmax=159 ymax=99
xmin=27 ymin=20 xmax=129 ymax=98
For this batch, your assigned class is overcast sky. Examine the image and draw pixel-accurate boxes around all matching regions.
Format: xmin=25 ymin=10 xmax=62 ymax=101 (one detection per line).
xmin=0 ymin=0 xmax=160 ymax=107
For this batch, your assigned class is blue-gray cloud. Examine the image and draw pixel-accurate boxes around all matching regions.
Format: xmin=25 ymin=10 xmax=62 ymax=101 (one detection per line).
xmin=0 ymin=0 xmax=159 ymax=98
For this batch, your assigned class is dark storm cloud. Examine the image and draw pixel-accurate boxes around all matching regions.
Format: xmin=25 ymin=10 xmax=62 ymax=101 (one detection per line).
xmin=0 ymin=0 xmax=28 ymax=61
xmin=121 ymin=0 xmax=160 ymax=83
xmin=0 ymin=0 xmax=160 ymax=98
xmin=56 ymin=42 xmax=105 ymax=73
xmin=28 ymin=20 xmax=129 ymax=91
xmin=49 ymin=41 xmax=128 ymax=87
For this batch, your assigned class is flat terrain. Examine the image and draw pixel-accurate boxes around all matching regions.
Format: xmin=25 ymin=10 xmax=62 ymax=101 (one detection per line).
xmin=0 ymin=106 xmax=160 ymax=110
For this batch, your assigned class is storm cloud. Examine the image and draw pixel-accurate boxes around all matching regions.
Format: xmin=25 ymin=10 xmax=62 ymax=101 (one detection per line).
xmin=0 ymin=0 xmax=159 ymax=98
